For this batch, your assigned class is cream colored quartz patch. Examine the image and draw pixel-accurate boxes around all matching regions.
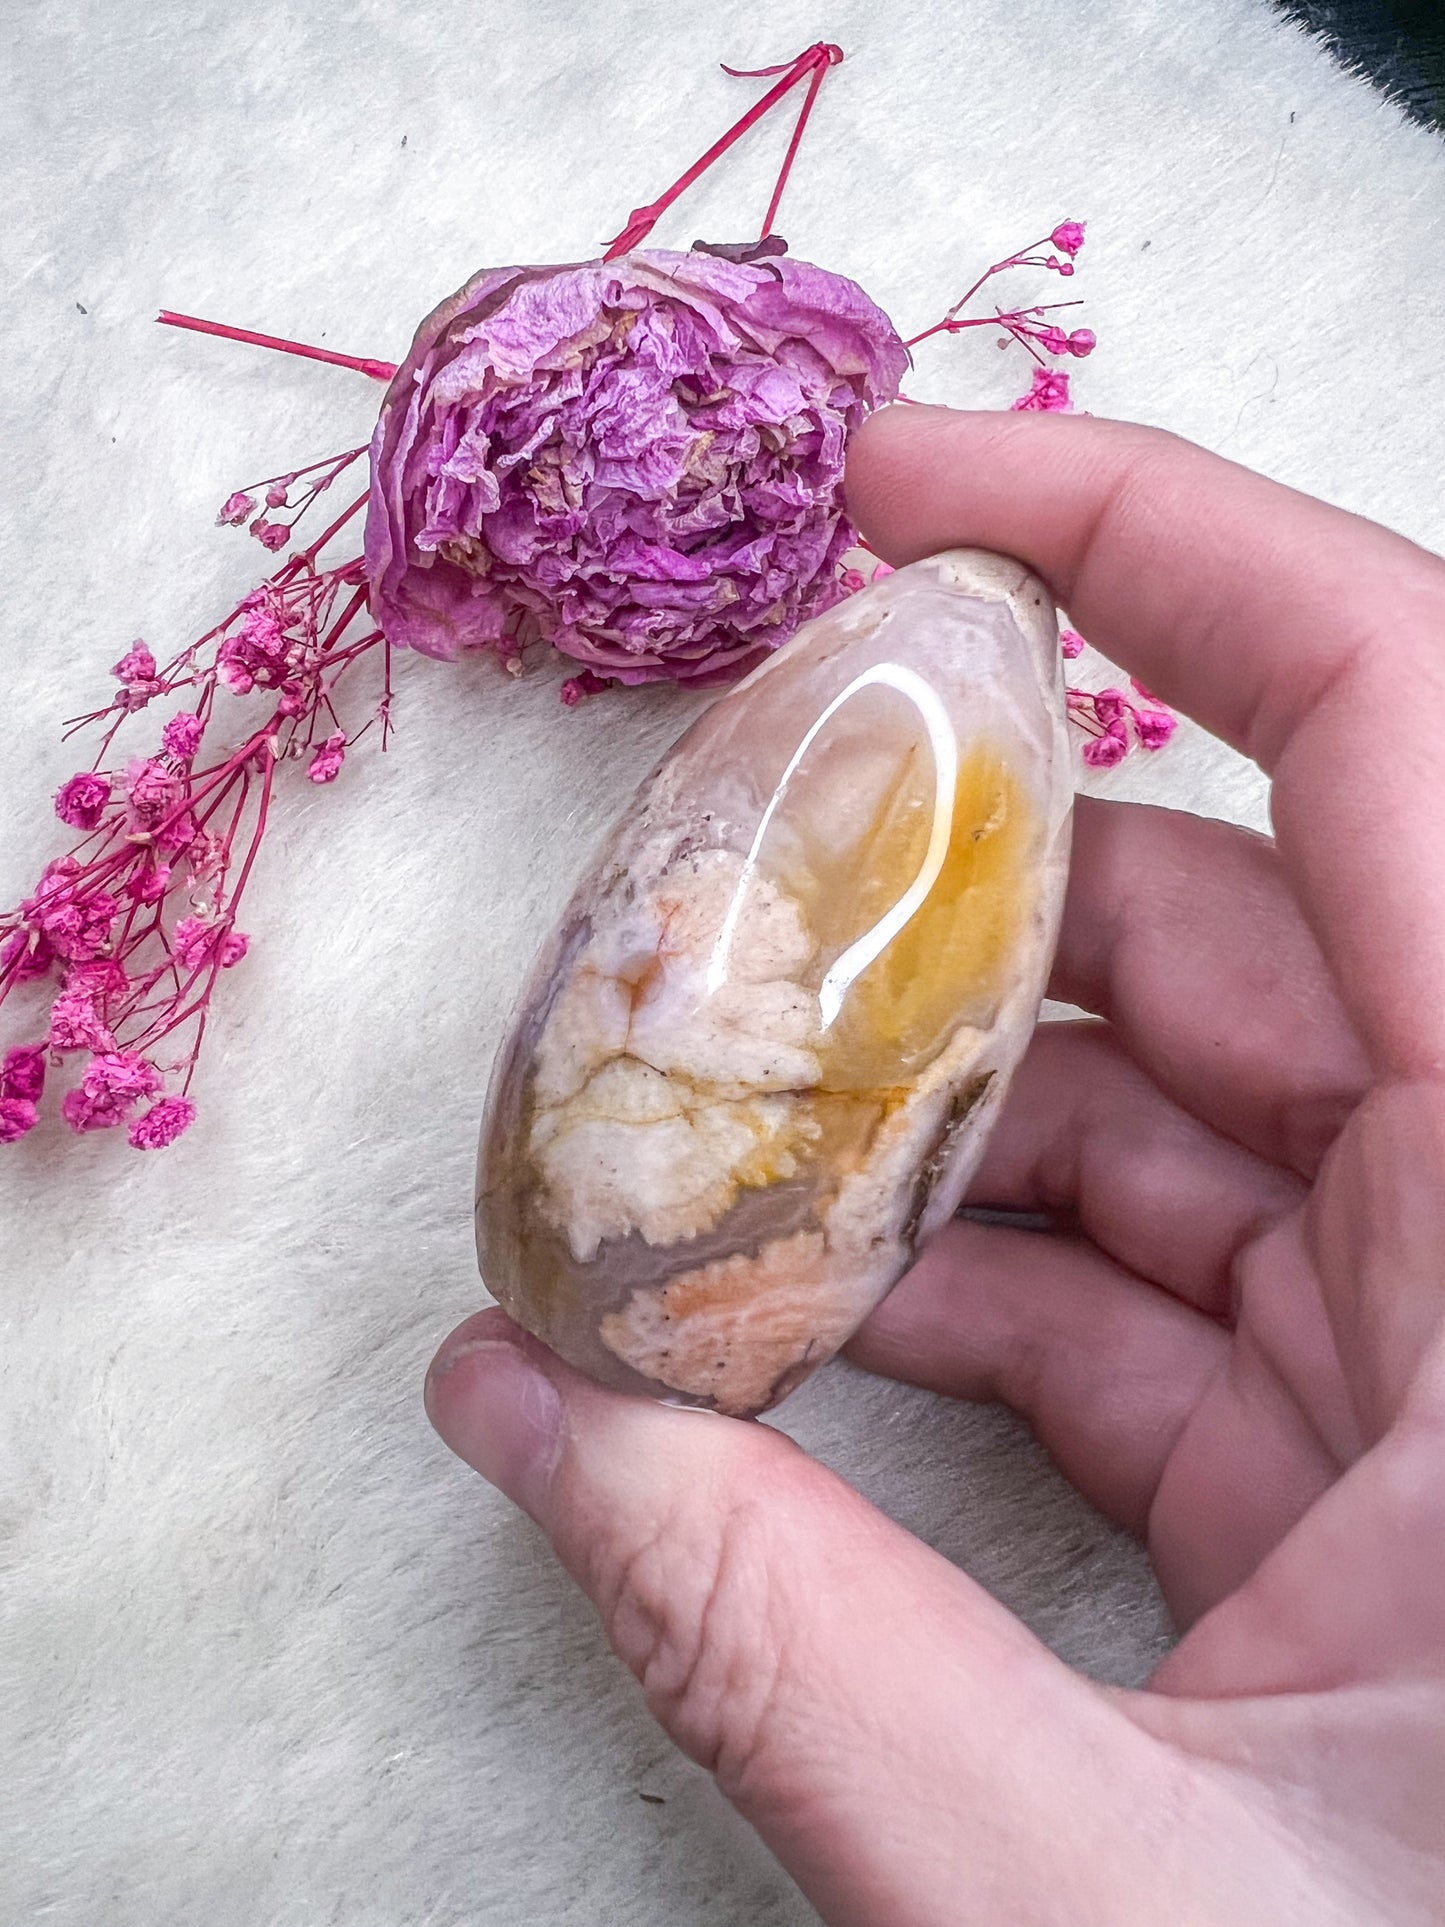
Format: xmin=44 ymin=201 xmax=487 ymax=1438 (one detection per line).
xmin=528 ymin=849 xmax=824 ymax=1262
xmin=597 ymin=1020 xmax=997 ymax=1414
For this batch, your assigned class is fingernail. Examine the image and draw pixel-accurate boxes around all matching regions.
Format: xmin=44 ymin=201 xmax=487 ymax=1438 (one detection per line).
xmin=425 ymin=1331 xmax=563 ymax=1521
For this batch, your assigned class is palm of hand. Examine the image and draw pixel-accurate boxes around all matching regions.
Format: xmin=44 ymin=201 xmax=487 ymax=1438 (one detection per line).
xmin=429 ymin=411 xmax=1445 ymax=1926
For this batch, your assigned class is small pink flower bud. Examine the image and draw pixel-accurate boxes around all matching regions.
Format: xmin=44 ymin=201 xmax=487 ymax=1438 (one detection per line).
xmin=219 ymin=930 xmax=250 ymax=968
xmin=1135 ymin=707 xmax=1178 ymax=751
xmin=1050 ymin=221 xmax=1086 ymax=256
xmin=156 ymin=810 xmax=198 ymax=858
xmin=217 ymin=491 xmax=256 ymax=527
xmin=173 ymin=916 xmax=218 ymax=973
xmin=1082 ymin=725 xmax=1129 ymax=769
xmin=61 ymin=1051 xmax=161 ymax=1133
xmin=1 ymin=1046 xmax=46 ymax=1104
xmin=250 ymin=518 xmax=290 ymax=553
xmin=306 ymin=733 xmax=348 ymax=783
xmin=558 ymin=672 xmax=610 ymax=709
xmin=125 ymin=860 xmax=171 ymax=903
xmin=1067 ymin=329 xmax=1097 ymax=358
xmin=217 ymin=654 xmax=256 ymax=696
xmin=265 ymin=485 xmax=290 ymax=508
xmin=48 ymin=990 xmax=116 ymax=1054
xmin=112 ymin=642 xmax=158 ymax=684
xmin=0 ymin=1097 xmax=38 ymax=1144
xmin=127 ymin=1094 xmax=197 ymax=1150
xmin=1011 ymin=368 xmax=1073 ymax=414
xmin=54 ymin=771 xmax=112 ymax=831
xmin=124 ymin=758 xmax=183 ymax=831
xmin=162 ymin=712 xmax=204 ymax=761
xmin=1060 ymin=629 xmax=1085 ymax=660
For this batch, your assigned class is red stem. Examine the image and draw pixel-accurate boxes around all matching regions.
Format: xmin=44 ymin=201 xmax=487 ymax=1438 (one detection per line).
xmin=904 ymin=300 xmax=1083 ymax=351
xmin=299 ymin=493 xmax=370 ymax=567
xmin=157 ymin=311 xmax=397 ymax=384
xmin=601 ymin=41 xmax=843 ymax=259
xmin=759 ymin=51 xmax=834 ymax=238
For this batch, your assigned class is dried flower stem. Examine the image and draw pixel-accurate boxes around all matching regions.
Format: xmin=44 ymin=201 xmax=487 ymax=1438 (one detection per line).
xmin=0 ymin=462 xmax=382 ymax=1148
xmin=157 ymin=310 xmax=397 ymax=384
xmin=601 ymin=41 xmax=844 ymax=258
xmin=904 ymin=224 xmax=1096 ymax=366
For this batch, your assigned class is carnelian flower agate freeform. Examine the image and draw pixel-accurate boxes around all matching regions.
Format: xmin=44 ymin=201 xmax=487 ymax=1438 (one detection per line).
xmin=477 ymin=550 xmax=1072 ymax=1416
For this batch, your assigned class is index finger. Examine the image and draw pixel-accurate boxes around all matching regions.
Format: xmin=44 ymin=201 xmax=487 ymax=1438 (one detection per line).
xmin=845 ymin=408 xmax=1445 ymax=1076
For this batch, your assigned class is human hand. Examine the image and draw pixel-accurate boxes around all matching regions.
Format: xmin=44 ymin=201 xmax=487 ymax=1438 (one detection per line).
xmin=426 ymin=408 xmax=1445 ymax=1925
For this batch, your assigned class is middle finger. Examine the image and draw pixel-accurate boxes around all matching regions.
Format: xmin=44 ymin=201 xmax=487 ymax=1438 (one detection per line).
xmin=1054 ymin=798 xmax=1370 ymax=1177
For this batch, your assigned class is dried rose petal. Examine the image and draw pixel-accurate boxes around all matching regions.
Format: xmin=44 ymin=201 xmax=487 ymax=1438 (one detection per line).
xmin=365 ymin=248 xmax=907 ymax=686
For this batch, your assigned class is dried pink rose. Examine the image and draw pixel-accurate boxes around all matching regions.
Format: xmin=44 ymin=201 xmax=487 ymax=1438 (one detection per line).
xmin=365 ymin=247 xmax=908 ymax=686
xmin=54 ymin=771 xmax=112 ymax=831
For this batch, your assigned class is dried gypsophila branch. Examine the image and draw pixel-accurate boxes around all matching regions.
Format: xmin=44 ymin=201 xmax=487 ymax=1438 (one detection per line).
xmin=0 ymin=472 xmax=386 ymax=1148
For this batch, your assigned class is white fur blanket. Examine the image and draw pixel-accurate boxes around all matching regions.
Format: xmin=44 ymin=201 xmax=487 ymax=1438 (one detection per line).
xmin=3 ymin=2 xmax=1443 ymax=1920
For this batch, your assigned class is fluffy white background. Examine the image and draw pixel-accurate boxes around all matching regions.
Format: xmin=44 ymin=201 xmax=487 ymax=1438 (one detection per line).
xmin=2 ymin=1 xmax=1443 ymax=1921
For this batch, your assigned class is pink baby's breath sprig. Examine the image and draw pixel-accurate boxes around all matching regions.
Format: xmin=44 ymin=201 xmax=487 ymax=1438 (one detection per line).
xmin=1066 ymin=674 xmax=1178 ymax=768
xmin=214 ymin=446 xmax=369 ymax=554
xmin=904 ymin=222 xmax=1095 ymax=366
xmin=1011 ymin=366 xmax=1075 ymax=413
xmin=0 ymin=468 xmax=386 ymax=1149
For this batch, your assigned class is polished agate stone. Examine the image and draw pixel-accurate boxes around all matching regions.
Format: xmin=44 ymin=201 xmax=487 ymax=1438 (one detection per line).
xmin=477 ymin=550 xmax=1072 ymax=1416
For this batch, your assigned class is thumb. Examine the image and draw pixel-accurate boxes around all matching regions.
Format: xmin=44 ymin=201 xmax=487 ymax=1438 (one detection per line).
xmin=423 ymin=1310 xmax=1230 ymax=1925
